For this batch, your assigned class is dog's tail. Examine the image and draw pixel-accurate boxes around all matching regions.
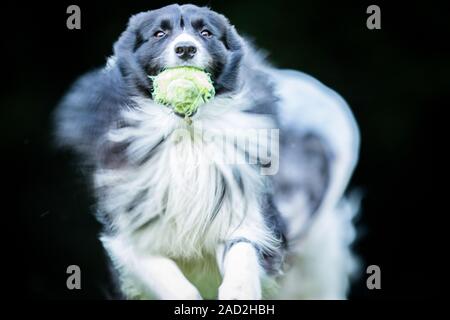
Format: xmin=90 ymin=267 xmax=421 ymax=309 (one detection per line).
xmin=267 ymin=68 xmax=361 ymax=299
xmin=276 ymin=192 xmax=361 ymax=299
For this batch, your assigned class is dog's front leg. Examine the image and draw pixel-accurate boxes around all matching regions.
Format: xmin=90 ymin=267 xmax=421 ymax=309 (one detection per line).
xmin=104 ymin=237 xmax=202 ymax=300
xmin=134 ymin=255 xmax=203 ymax=300
xmin=217 ymin=239 xmax=262 ymax=300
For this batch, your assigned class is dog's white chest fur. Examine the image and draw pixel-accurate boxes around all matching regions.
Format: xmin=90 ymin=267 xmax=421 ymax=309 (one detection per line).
xmin=95 ymin=95 xmax=277 ymax=260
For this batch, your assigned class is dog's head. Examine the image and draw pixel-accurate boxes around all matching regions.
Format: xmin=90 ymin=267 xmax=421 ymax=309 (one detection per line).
xmin=113 ymin=4 xmax=244 ymax=96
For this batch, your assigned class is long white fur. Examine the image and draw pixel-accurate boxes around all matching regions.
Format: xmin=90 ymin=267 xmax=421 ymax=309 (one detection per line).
xmin=98 ymin=89 xmax=280 ymax=299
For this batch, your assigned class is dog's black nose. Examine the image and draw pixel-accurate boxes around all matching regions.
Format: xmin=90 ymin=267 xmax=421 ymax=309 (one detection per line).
xmin=174 ymin=42 xmax=197 ymax=60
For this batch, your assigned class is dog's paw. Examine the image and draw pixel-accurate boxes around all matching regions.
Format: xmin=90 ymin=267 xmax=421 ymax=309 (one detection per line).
xmin=166 ymin=286 xmax=203 ymax=300
xmin=218 ymin=280 xmax=261 ymax=300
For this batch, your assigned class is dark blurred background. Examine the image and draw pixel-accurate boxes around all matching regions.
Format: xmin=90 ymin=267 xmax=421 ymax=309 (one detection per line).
xmin=4 ymin=0 xmax=445 ymax=299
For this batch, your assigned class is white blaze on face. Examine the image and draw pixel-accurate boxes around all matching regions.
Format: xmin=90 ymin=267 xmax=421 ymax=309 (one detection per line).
xmin=164 ymin=32 xmax=212 ymax=69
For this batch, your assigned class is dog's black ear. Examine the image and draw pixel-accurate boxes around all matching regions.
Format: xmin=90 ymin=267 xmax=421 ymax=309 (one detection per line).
xmin=114 ymin=12 xmax=153 ymax=55
xmin=215 ymin=24 xmax=244 ymax=94
xmin=213 ymin=11 xmax=243 ymax=53
xmin=223 ymin=25 xmax=243 ymax=53
xmin=112 ymin=12 xmax=154 ymax=95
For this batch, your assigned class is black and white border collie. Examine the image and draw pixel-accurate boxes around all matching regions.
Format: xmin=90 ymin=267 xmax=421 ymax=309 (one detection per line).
xmin=55 ymin=4 xmax=360 ymax=299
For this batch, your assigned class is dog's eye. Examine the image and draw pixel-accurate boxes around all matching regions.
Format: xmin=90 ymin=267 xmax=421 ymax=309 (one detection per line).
xmin=154 ymin=31 xmax=166 ymax=38
xmin=200 ymin=29 xmax=212 ymax=38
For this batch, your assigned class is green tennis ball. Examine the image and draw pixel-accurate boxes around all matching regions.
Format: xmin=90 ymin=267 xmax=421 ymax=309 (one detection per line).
xmin=151 ymin=67 xmax=215 ymax=117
